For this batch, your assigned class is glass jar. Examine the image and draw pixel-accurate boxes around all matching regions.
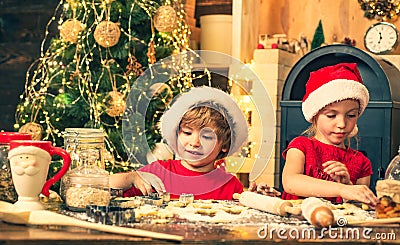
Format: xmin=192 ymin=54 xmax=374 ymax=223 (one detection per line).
xmin=61 ymin=128 xmax=110 ymax=211
xmin=64 ymin=128 xmax=105 ymax=169
xmin=0 ymin=132 xmax=32 ymax=203
xmin=62 ymin=148 xmax=110 ymax=211
xmin=385 ymin=145 xmax=400 ymax=180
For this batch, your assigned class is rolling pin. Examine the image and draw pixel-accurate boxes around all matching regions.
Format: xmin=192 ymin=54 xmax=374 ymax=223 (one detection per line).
xmin=233 ymin=191 xmax=301 ymax=216
xmin=301 ymin=197 xmax=334 ymax=228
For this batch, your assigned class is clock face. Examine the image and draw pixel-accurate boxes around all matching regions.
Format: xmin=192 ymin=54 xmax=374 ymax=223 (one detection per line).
xmin=364 ymin=22 xmax=399 ymax=54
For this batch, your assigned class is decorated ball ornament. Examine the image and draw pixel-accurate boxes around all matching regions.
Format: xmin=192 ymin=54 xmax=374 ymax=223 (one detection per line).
xmin=257 ymin=43 xmax=265 ymax=49
xmin=105 ymin=91 xmax=126 ymax=117
xmin=94 ymin=21 xmax=121 ymax=48
xmin=154 ymin=6 xmax=177 ymax=33
xmin=59 ymin=19 xmax=84 ymax=43
xmin=19 ymin=122 xmax=43 ymax=140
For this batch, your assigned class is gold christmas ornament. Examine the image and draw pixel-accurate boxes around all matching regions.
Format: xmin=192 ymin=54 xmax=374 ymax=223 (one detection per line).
xmin=19 ymin=122 xmax=43 ymax=140
xmin=60 ymin=19 xmax=84 ymax=43
xmin=105 ymin=91 xmax=126 ymax=117
xmin=154 ymin=5 xmax=177 ymax=32
xmin=147 ymin=40 xmax=156 ymax=64
xmin=94 ymin=21 xmax=121 ymax=48
xmin=126 ymin=56 xmax=144 ymax=77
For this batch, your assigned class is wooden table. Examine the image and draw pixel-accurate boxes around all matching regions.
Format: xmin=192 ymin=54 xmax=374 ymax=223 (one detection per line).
xmin=1 ymin=219 xmax=399 ymax=244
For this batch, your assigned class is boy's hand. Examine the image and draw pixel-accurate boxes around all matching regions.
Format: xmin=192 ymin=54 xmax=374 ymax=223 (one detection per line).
xmin=322 ymin=161 xmax=352 ymax=184
xmin=248 ymin=182 xmax=281 ymax=197
xmin=132 ymin=171 xmax=166 ymax=195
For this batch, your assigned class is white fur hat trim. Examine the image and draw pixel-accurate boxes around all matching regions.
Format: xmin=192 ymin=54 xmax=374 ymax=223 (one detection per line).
xmin=302 ymin=79 xmax=369 ymax=122
xmin=8 ymin=145 xmax=51 ymax=161
xmin=160 ymin=86 xmax=248 ymax=157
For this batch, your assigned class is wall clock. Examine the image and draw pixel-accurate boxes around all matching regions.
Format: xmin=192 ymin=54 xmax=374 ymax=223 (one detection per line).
xmin=364 ymin=22 xmax=399 ymax=55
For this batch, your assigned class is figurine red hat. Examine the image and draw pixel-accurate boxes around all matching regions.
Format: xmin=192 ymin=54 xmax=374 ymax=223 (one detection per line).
xmin=301 ymin=63 xmax=370 ymax=122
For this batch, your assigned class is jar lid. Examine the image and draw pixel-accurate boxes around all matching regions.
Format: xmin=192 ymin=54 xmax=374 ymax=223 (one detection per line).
xmin=64 ymin=128 xmax=105 ymax=143
xmin=64 ymin=128 xmax=105 ymax=138
xmin=0 ymin=132 xmax=32 ymax=143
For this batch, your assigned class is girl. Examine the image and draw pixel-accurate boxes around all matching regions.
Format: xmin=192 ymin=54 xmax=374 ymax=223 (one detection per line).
xmin=281 ymin=63 xmax=378 ymax=206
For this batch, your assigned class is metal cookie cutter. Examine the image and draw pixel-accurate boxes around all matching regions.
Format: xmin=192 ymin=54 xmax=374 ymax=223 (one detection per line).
xmin=179 ymin=193 xmax=194 ymax=206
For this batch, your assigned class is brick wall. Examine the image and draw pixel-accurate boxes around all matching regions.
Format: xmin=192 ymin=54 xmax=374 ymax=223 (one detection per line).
xmin=0 ymin=0 xmax=58 ymax=131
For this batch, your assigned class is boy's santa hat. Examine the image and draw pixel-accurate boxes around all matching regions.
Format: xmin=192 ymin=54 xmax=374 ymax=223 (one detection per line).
xmin=302 ymin=63 xmax=370 ymax=122
xmin=160 ymin=86 xmax=248 ymax=157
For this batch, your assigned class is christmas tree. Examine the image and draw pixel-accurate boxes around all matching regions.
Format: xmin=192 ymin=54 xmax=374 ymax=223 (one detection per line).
xmin=311 ymin=20 xmax=325 ymax=50
xmin=14 ymin=0 xmax=192 ymax=173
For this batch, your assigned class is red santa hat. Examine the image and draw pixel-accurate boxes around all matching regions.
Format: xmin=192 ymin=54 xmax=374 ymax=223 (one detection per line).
xmin=160 ymin=86 xmax=248 ymax=157
xmin=302 ymin=63 xmax=370 ymax=122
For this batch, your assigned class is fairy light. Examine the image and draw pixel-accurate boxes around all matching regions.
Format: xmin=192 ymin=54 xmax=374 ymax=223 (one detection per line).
xmin=15 ymin=0 xmax=193 ymax=172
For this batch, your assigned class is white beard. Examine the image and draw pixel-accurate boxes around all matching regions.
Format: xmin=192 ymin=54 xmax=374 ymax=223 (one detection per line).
xmin=12 ymin=165 xmax=40 ymax=176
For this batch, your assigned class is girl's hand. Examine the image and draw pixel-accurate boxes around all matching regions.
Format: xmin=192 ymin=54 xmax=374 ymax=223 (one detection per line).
xmin=339 ymin=184 xmax=378 ymax=207
xmin=248 ymin=182 xmax=281 ymax=197
xmin=132 ymin=171 xmax=166 ymax=195
xmin=322 ymin=161 xmax=352 ymax=184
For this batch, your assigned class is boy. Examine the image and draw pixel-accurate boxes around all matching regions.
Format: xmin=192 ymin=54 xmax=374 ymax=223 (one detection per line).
xmin=110 ymin=86 xmax=249 ymax=200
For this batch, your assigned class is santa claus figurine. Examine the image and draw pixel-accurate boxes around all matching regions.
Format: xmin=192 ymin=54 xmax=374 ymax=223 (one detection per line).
xmin=8 ymin=145 xmax=51 ymax=210
xmin=8 ymin=141 xmax=71 ymax=210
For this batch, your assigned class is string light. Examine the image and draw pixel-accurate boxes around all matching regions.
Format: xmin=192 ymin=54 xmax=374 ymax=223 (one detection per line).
xmin=15 ymin=0 xmax=194 ymax=172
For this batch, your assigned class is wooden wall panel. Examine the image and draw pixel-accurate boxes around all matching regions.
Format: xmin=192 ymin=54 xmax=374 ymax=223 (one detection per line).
xmin=257 ymin=0 xmax=400 ymax=55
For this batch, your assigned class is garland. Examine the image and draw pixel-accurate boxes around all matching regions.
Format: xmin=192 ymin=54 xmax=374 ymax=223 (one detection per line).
xmin=359 ymin=0 xmax=400 ymax=21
